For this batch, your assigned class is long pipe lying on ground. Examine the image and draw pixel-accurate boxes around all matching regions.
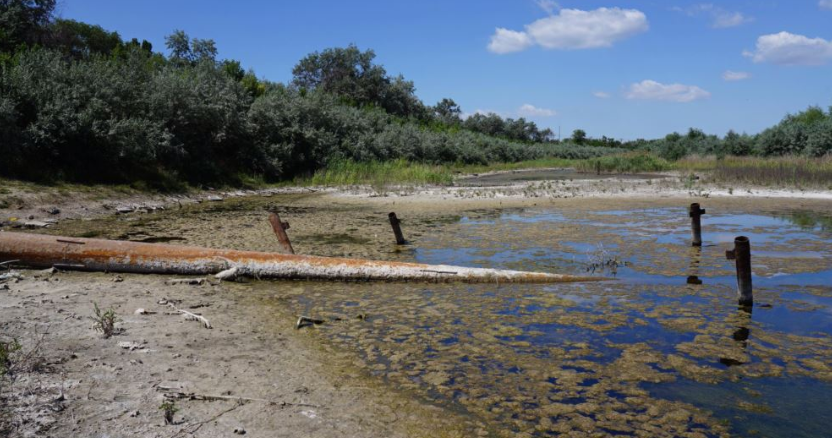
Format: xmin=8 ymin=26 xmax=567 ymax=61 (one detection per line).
xmin=0 ymin=232 xmax=607 ymax=284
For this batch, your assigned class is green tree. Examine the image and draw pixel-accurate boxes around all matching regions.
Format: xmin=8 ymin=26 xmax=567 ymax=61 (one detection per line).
xmin=0 ymin=0 xmax=56 ymax=52
xmin=48 ymin=19 xmax=123 ymax=59
xmin=571 ymin=129 xmax=587 ymax=145
xmin=433 ymin=98 xmax=462 ymax=125
xmin=165 ymin=30 xmax=216 ymax=65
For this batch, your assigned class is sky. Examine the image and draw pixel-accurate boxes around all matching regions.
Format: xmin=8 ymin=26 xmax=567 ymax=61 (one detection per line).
xmin=59 ymin=0 xmax=832 ymax=140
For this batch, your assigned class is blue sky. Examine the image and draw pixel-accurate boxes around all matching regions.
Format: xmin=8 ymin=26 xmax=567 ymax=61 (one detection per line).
xmin=59 ymin=0 xmax=832 ymax=140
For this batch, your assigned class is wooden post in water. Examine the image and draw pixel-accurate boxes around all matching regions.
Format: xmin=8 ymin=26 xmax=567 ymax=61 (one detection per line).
xmin=388 ymin=212 xmax=407 ymax=245
xmin=689 ymin=203 xmax=706 ymax=247
xmin=726 ymin=236 xmax=753 ymax=306
xmin=268 ymin=212 xmax=295 ymax=254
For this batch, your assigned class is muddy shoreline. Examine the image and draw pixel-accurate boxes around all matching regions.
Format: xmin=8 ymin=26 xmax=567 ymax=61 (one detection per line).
xmin=1 ymin=173 xmax=831 ymax=437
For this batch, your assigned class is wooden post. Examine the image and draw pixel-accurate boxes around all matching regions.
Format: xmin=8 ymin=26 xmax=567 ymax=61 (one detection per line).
xmin=388 ymin=212 xmax=406 ymax=245
xmin=595 ymin=160 xmax=601 ymax=176
xmin=268 ymin=212 xmax=295 ymax=254
xmin=689 ymin=203 xmax=706 ymax=247
xmin=726 ymin=236 xmax=753 ymax=306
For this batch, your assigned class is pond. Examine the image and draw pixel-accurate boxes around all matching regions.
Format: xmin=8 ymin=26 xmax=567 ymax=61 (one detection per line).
xmin=254 ymin=206 xmax=832 ymax=437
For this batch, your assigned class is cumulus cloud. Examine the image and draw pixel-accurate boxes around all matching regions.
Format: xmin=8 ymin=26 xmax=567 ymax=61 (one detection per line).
xmin=722 ymin=71 xmax=750 ymax=81
xmin=517 ymin=104 xmax=557 ymax=117
xmin=487 ymin=7 xmax=648 ymax=54
xmin=488 ymin=28 xmax=533 ymax=54
xmin=625 ymin=80 xmax=711 ymax=103
xmin=821 ymin=0 xmax=832 ymax=10
xmin=593 ymin=91 xmax=611 ymax=99
xmin=536 ymin=0 xmax=560 ymax=15
xmin=744 ymin=31 xmax=832 ymax=66
xmin=677 ymin=4 xmax=753 ymax=28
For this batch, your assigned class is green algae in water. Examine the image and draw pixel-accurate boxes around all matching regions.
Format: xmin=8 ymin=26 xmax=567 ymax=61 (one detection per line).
xmin=34 ymin=198 xmax=832 ymax=437
xmin=264 ymin=207 xmax=832 ymax=437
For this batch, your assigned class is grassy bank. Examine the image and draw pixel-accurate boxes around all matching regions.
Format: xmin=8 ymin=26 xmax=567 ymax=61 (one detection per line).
xmin=294 ymin=160 xmax=456 ymax=187
xmin=676 ymin=155 xmax=832 ymax=189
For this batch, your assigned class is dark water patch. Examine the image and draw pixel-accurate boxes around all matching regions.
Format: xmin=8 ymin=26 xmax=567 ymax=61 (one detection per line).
xmin=644 ymin=378 xmax=832 ymax=438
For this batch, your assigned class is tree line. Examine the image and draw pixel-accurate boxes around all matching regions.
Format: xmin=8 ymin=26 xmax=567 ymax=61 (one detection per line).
xmin=0 ymin=0 xmax=829 ymax=187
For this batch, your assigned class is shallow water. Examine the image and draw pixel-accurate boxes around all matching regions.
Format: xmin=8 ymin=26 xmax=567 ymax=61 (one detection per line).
xmin=260 ymin=206 xmax=832 ymax=437
xmin=37 ymin=199 xmax=832 ymax=436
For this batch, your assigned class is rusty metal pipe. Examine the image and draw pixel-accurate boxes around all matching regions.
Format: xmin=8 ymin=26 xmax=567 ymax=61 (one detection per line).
xmin=0 ymin=232 xmax=607 ymax=284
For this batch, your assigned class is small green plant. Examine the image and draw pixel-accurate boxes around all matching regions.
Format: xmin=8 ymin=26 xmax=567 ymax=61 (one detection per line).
xmin=159 ymin=400 xmax=178 ymax=425
xmin=90 ymin=303 xmax=119 ymax=338
xmin=0 ymin=338 xmax=22 ymax=376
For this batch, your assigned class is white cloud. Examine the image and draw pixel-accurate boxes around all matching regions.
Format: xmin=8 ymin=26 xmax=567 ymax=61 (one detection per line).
xmin=517 ymin=104 xmax=557 ymax=117
xmin=625 ymin=80 xmax=711 ymax=103
xmin=593 ymin=91 xmax=611 ymax=99
xmin=744 ymin=31 xmax=832 ymax=66
xmin=677 ymin=4 xmax=752 ymax=28
xmin=722 ymin=71 xmax=750 ymax=81
xmin=536 ymin=0 xmax=560 ymax=15
xmin=821 ymin=0 xmax=832 ymax=10
xmin=488 ymin=7 xmax=648 ymax=54
xmin=712 ymin=10 xmax=752 ymax=28
xmin=488 ymin=28 xmax=533 ymax=54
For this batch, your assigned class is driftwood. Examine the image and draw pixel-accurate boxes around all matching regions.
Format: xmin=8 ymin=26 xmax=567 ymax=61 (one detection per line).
xmin=157 ymin=384 xmax=319 ymax=407
xmin=165 ymin=302 xmax=212 ymax=329
xmin=165 ymin=278 xmax=206 ymax=286
xmin=0 ymin=232 xmax=608 ymax=284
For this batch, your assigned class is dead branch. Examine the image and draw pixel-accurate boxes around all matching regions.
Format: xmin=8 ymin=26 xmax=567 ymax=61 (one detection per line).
xmin=165 ymin=303 xmax=212 ymax=329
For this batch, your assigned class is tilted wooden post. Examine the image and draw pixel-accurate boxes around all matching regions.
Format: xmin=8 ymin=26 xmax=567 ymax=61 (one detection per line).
xmin=388 ymin=212 xmax=406 ymax=245
xmin=726 ymin=236 xmax=753 ymax=306
xmin=268 ymin=212 xmax=295 ymax=254
xmin=689 ymin=203 xmax=706 ymax=247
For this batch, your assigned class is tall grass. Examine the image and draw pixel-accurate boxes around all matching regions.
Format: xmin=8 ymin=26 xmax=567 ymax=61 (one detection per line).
xmin=299 ymin=159 xmax=455 ymax=187
xmin=677 ymin=155 xmax=832 ymax=188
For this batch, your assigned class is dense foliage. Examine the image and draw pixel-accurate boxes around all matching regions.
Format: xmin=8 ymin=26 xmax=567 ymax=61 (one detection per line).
xmin=0 ymin=0 xmax=829 ymax=187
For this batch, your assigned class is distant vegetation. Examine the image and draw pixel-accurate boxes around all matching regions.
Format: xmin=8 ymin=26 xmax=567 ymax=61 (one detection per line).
xmin=0 ymin=0 xmax=829 ymax=189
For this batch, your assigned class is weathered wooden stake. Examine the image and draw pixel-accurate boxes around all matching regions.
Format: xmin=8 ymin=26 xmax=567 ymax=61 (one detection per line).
xmin=726 ymin=236 xmax=753 ymax=306
xmin=595 ymin=160 xmax=601 ymax=176
xmin=268 ymin=212 xmax=295 ymax=254
xmin=388 ymin=212 xmax=406 ymax=245
xmin=688 ymin=203 xmax=706 ymax=247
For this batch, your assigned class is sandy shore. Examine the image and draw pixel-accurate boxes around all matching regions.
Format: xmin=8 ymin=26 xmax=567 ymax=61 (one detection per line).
xmin=1 ymin=170 xmax=830 ymax=437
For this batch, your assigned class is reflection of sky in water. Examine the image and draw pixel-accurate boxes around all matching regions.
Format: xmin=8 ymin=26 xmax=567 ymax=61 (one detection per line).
xmin=646 ymin=378 xmax=832 ymax=438
xmin=294 ymin=207 xmax=832 ymax=438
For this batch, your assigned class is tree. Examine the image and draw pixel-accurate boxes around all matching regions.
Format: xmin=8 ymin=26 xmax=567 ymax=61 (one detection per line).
xmin=571 ymin=129 xmax=587 ymax=145
xmin=165 ymin=30 xmax=216 ymax=65
xmin=0 ymin=0 xmax=56 ymax=52
xmin=48 ymin=19 xmax=123 ymax=59
xmin=434 ymin=98 xmax=461 ymax=125
xmin=290 ymin=44 xmax=429 ymax=119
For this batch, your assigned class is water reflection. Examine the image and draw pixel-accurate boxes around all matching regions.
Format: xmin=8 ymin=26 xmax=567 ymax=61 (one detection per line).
xmin=267 ymin=207 xmax=832 ymax=437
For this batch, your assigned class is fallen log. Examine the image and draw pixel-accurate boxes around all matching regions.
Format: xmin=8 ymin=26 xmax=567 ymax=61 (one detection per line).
xmin=0 ymin=232 xmax=608 ymax=284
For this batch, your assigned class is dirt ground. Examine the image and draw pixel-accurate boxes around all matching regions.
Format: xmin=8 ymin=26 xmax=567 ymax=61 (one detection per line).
xmin=1 ymin=172 xmax=831 ymax=437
